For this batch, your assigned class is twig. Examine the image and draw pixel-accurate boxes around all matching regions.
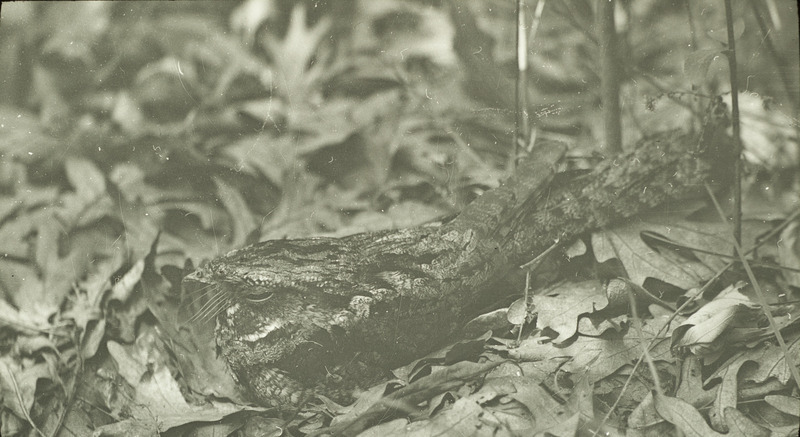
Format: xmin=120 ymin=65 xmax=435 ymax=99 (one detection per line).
xmin=519 ymin=239 xmax=560 ymax=270
xmin=641 ymin=232 xmax=800 ymax=275
xmin=519 ymin=271 xmax=531 ymax=344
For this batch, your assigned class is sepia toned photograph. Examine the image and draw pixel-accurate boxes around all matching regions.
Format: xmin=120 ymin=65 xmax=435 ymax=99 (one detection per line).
xmin=0 ymin=1 xmax=798 ymax=435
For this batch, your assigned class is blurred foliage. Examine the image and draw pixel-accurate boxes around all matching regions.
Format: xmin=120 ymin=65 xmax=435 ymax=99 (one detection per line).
xmin=0 ymin=0 xmax=798 ymax=436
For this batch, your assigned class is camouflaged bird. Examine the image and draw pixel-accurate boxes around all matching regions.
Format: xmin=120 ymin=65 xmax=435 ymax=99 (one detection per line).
xmin=183 ymin=123 xmax=731 ymax=409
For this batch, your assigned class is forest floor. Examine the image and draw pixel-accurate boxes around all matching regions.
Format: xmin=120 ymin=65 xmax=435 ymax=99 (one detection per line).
xmin=0 ymin=1 xmax=798 ymax=436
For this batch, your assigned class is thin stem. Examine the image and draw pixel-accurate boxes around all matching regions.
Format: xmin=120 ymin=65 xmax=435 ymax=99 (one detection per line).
xmin=683 ymin=0 xmax=702 ymax=137
xmin=514 ymin=0 xmax=529 ymax=167
xmin=684 ymin=1 xmax=698 ymax=52
xmin=597 ymin=0 xmax=621 ymax=153
xmin=527 ymin=0 xmax=547 ymax=48
xmin=723 ymin=0 xmax=743 ymax=246
xmin=525 ymin=0 xmax=547 ymax=155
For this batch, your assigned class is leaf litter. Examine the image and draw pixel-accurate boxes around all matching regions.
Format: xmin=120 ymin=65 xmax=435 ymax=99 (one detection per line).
xmin=0 ymin=1 xmax=798 ymax=436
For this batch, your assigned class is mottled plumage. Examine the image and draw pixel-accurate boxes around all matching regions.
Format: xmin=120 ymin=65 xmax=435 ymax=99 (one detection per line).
xmin=184 ymin=128 xmax=730 ymax=409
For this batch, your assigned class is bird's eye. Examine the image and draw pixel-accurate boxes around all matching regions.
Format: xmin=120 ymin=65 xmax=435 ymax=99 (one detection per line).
xmin=246 ymin=292 xmax=274 ymax=302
